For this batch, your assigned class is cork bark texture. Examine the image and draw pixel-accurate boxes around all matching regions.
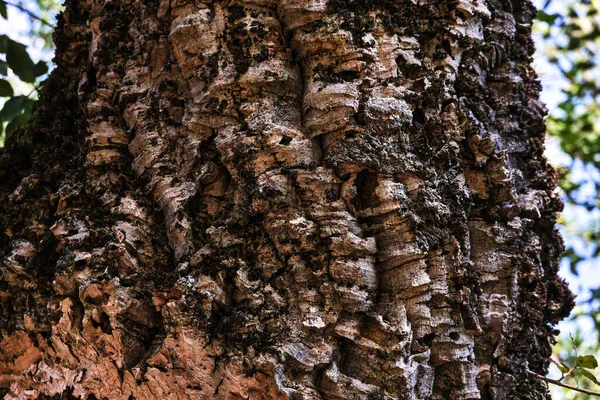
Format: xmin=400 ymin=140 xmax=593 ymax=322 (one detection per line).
xmin=0 ymin=0 xmax=573 ymax=399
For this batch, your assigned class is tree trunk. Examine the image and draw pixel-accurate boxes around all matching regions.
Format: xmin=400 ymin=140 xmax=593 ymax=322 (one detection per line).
xmin=0 ymin=0 xmax=574 ymax=398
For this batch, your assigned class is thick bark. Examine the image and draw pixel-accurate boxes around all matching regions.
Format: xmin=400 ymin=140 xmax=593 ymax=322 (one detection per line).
xmin=0 ymin=0 xmax=573 ymax=399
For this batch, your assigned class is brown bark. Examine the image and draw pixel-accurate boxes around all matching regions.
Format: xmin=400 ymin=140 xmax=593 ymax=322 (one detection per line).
xmin=0 ymin=0 xmax=573 ymax=399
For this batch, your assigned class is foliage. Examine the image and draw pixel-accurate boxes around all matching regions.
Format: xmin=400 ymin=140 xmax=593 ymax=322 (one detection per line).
xmin=549 ymin=328 xmax=600 ymax=398
xmin=536 ymin=0 xmax=600 ymax=253
xmin=535 ymin=0 xmax=600 ymax=397
xmin=0 ymin=0 xmax=60 ymax=145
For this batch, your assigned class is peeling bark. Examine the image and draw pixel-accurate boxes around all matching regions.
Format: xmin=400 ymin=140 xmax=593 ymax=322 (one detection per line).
xmin=0 ymin=0 xmax=573 ymax=399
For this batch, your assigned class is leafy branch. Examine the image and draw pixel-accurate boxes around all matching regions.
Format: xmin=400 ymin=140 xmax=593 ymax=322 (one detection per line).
xmin=3 ymin=1 xmax=54 ymax=27
xmin=527 ymin=368 xmax=600 ymax=398
xmin=528 ymin=354 xmax=600 ymax=397
xmin=0 ymin=2 xmax=50 ymax=140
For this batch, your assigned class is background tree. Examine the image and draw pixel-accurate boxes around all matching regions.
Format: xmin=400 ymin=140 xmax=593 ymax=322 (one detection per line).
xmin=0 ymin=0 xmax=573 ymax=399
xmin=533 ymin=0 xmax=600 ymax=397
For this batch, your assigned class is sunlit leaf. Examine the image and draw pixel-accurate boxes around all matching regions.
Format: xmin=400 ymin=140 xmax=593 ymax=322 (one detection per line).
xmin=556 ymin=361 xmax=570 ymax=374
xmin=579 ymin=368 xmax=600 ymax=385
xmin=576 ymin=355 xmax=599 ymax=369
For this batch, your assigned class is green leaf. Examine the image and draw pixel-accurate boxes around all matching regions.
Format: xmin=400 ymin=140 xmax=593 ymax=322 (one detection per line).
xmin=23 ymin=97 xmax=34 ymax=114
xmin=0 ymin=95 xmax=28 ymax=122
xmin=32 ymin=61 xmax=48 ymax=77
xmin=577 ymin=355 xmax=599 ymax=369
xmin=0 ymin=61 xmax=7 ymax=75
xmin=0 ymin=0 xmax=7 ymax=19
xmin=555 ymin=361 xmax=570 ymax=374
xmin=579 ymin=368 xmax=600 ymax=385
xmin=537 ymin=10 xmax=560 ymax=25
xmin=6 ymin=38 xmax=35 ymax=83
xmin=0 ymin=35 xmax=7 ymax=53
xmin=5 ymin=112 xmax=31 ymax=135
xmin=0 ymin=78 xmax=13 ymax=96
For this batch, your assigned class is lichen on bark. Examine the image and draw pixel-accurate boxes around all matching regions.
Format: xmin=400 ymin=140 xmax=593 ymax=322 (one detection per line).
xmin=0 ymin=0 xmax=573 ymax=399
